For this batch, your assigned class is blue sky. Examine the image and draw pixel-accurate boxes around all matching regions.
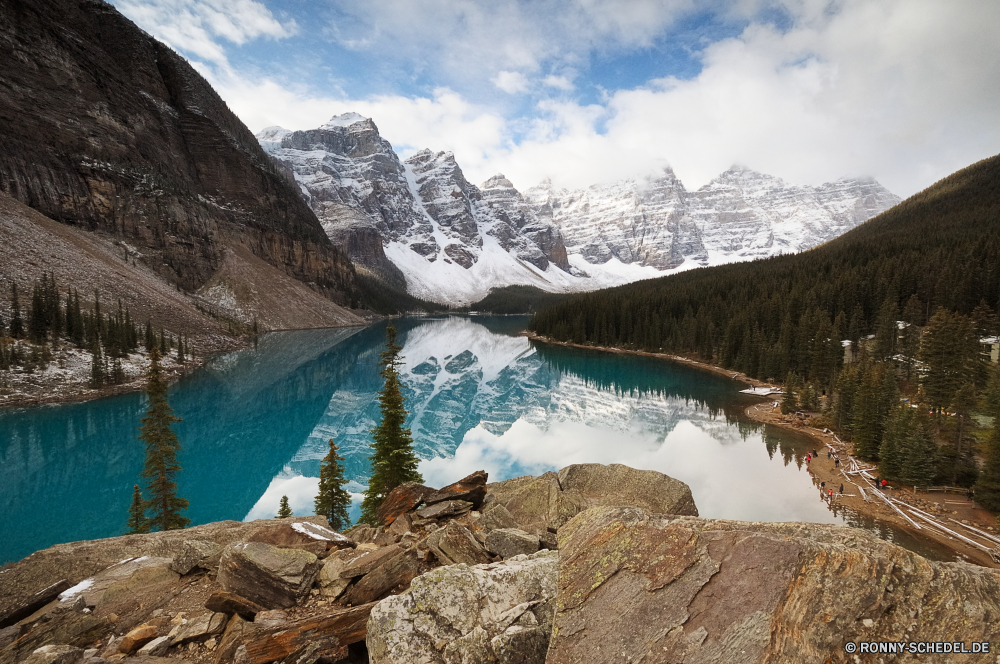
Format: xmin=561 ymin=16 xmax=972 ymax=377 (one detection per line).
xmin=111 ymin=0 xmax=1000 ymax=197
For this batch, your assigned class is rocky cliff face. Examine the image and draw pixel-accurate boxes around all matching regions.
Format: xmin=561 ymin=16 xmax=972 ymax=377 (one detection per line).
xmin=257 ymin=118 xmax=574 ymax=304
xmin=0 ymin=0 xmax=355 ymax=302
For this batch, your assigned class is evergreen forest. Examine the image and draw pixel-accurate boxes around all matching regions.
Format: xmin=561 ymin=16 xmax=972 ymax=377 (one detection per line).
xmin=530 ymin=153 xmax=1000 ymax=506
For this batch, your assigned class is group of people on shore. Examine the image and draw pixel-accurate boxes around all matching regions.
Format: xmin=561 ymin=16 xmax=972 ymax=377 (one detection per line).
xmin=806 ymin=449 xmax=845 ymax=501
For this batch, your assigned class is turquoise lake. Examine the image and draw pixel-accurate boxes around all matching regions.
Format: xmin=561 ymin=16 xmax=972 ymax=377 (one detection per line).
xmin=0 ymin=315 xmax=953 ymax=564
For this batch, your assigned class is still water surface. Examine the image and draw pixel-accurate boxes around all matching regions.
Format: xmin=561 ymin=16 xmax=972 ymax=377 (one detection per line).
xmin=0 ymin=316 xmax=953 ymax=564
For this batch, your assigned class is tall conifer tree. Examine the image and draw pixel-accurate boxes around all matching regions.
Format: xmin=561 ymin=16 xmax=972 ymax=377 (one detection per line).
xmin=973 ymin=420 xmax=1000 ymax=512
xmin=139 ymin=347 xmax=189 ymax=531
xmin=127 ymin=484 xmax=149 ymax=534
xmin=9 ymin=282 xmax=23 ymax=339
xmin=359 ymin=324 xmax=422 ymax=525
xmin=315 ymin=438 xmax=352 ymax=531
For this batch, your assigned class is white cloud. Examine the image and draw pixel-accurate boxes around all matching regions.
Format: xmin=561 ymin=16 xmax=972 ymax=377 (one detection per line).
xmin=124 ymin=0 xmax=1000 ymax=198
xmin=492 ymin=70 xmax=530 ymax=94
xmin=542 ymin=75 xmax=575 ymax=91
xmin=325 ymin=0 xmax=698 ymax=85
xmin=114 ymin=0 xmax=296 ymax=65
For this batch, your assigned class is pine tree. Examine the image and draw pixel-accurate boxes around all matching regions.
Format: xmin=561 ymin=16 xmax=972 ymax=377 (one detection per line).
xmin=973 ymin=419 xmax=1000 ymax=512
xmin=315 ymin=438 xmax=352 ymax=531
xmin=10 ymin=282 xmax=24 ymax=339
xmin=127 ymin=484 xmax=149 ymax=534
xmin=781 ymin=373 xmax=799 ymax=414
xmin=111 ymin=356 xmax=126 ymax=385
xmin=277 ymin=495 xmax=292 ymax=518
xmin=139 ymin=347 xmax=190 ymax=531
xmin=176 ymin=334 xmax=185 ymax=364
xmin=90 ymin=337 xmax=105 ymax=388
xmin=879 ymin=403 xmax=910 ymax=480
xmin=900 ymin=407 xmax=936 ymax=489
xmin=359 ymin=324 xmax=422 ymax=525
xmin=144 ymin=320 xmax=155 ymax=352
xmin=159 ymin=328 xmax=167 ymax=355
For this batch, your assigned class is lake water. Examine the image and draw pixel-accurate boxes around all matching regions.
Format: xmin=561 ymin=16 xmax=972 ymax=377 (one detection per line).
xmin=0 ymin=316 xmax=953 ymax=564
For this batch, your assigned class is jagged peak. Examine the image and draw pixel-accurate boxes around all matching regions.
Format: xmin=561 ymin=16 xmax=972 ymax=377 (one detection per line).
xmin=321 ymin=112 xmax=370 ymax=129
xmin=482 ymin=173 xmax=515 ymax=189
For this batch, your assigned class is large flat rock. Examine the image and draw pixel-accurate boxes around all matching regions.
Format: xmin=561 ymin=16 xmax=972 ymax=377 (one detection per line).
xmin=547 ymin=506 xmax=1000 ymax=663
xmin=486 ymin=463 xmax=697 ymax=534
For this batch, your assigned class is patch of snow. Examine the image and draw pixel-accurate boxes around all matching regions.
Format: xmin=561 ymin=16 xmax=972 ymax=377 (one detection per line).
xmin=321 ymin=112 xmax=369 ymax=129
xmin=59 ymin=578 xmax=94 ymax=602
xmin=291 ymin=521 xmax=351 ymax=541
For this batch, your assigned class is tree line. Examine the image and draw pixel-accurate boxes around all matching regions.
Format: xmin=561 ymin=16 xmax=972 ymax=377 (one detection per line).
xmin=1 ymin=274 xmax=188 ymax=385
xmin=530 ymin=153 xmax=1000 ymax=511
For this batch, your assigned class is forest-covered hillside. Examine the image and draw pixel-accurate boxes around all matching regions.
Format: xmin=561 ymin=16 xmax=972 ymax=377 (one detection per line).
xmin=530 ymin=153 xmax=1000 ymax=505
xmin=531 ymin=153 xmax=1000 ymax=383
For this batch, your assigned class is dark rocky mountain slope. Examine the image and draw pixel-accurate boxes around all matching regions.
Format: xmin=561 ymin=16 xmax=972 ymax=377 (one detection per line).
xmin=0 ymin=0 xmax=355 ymax=304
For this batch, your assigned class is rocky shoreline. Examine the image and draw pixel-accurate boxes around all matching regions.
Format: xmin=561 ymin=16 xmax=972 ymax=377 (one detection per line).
xmin=3 ymin=464 xmax=1000 ymax=664
xmin=524 ymin=333 xmax=1000 ymax=568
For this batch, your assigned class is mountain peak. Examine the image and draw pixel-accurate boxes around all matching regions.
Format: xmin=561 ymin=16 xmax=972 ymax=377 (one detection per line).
xmin=321 ymin=112 xmax=370 ymax=129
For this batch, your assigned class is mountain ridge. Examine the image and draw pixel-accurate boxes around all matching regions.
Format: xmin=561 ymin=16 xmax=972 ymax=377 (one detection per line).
xmin=258 ymin=115 xmax=900 ymax=305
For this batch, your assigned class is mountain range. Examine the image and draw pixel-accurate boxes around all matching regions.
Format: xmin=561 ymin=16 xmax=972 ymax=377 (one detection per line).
xmin=258 ymin=114 xmax=901 ymax=305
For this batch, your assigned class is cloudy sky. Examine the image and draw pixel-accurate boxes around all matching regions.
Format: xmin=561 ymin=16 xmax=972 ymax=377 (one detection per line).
xmin=110 ymin=0 xmax=1000 ymax=197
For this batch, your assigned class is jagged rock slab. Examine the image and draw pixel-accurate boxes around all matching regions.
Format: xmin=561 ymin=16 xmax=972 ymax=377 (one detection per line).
xmin=212 ymin=614 xmax=248 ymax=664
xmin=317 ymin=550 xmax=368 ymax=599
xmin=423 ymin=470 xmax=488 ymax=509
xmin=426 ymin=522 xmax=492 ymax=566
xmin=340 ymin=550 xmax=422 ymax=606
xmin=485 ymin=529 xmax=540 ymax=560
xmin=367 ymin=549 xmax=558 ymax=664
xmin=413 ymin=500 xmax=473 ymax=521
xmin=167 ymin=612 xmax=227 ymax=645
xmin=0 ymin=609 xmax=108 ymax=664
xmin=547 ymin=506 xmax=1000 ymax=663
xmin=338 ymin=545 xmax=403 ymax=579
xmin=375 ymin=483 xmax=435 ymax=526
xmin=478 ymin=502 xmax=519 ymax=532
xmin=204 ymin=591 xmax=265 ymax=621
xmin=169 ymin=541 xmax=223 ymax=576
xmin=242 ymin=603 xmax=376 ymax=664
xmin=217 ymin=543 xmax=321 ymax=610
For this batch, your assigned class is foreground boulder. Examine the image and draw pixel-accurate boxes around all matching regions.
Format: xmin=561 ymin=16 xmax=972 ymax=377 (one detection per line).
xmin=367 ymin=550 xmax=558 ymax=664
xmin=487 ymin=463 xmax=698 ymax=534
xmin=217 ymin=542 xmax=321 ymax=609
xmin=547 ymin=506 xmax=1000 ymax=663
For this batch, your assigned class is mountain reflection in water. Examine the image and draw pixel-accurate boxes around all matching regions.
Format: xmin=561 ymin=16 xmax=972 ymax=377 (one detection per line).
xmin=0 ymin=315 xmax=954 ymax=564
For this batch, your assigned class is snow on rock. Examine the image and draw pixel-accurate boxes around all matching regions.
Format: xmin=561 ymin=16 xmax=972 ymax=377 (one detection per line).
xmin=291 ymin=521 xmax=352 ymax=543
xmin=58 ymin=578 xmax=95 ymax=602
xmin=321 ymin=112 xmax=370 ymax=128
xmin=256 ymin=116 xmax=900 ymax=306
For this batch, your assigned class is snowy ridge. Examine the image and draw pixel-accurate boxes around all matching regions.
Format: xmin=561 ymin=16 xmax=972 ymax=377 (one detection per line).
xmin=256 ymin=115 xmax=900 ymax=305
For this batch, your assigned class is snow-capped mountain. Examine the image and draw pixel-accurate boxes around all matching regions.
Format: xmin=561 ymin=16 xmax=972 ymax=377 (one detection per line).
xmin=257 ymin=114 xmax=900 ymax=305
xmin=527 ymin=166 xmax=902 ymax=271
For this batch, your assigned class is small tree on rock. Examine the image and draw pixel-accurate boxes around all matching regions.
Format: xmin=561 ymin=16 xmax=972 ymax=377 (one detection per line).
xmin=359 ymin=324 xmax=422 ymax=525
xmin=127 ymin=484 xmax=149 ymax=534
xmin=277 ymin=495 xmax=292 ymax=518
xmin=315 ymin=438 xmax=352 ymax=531
xmin=139 ymin=347 xmax=189 ymax=531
